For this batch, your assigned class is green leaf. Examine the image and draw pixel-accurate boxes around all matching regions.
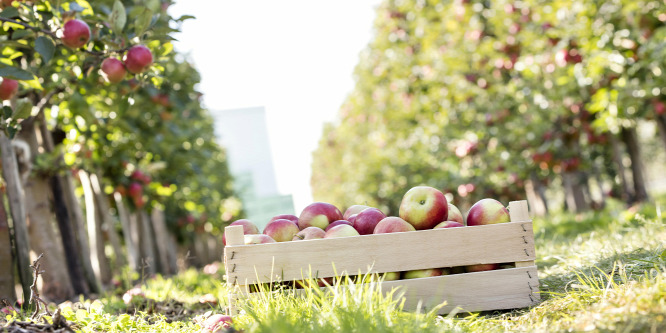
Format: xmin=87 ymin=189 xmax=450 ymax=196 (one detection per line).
xmin=7 ymin=125 xmax=18 ymax=140
xmin=35 ymin=36 xmax=55 ymax=64
xmin=12 ymin=98 xmax=32 ymax=120
xmin=176 ymin=15 xmax=196 ymax=22
xmin=134 ymin=7 xmax=153 ymax=36
xmin=11 ymin=30 xmax=34 ymax=40
xmin=0 ymin=66 xmax=34 ymax=80
xmin=0 ymin=7 xmax=19 ymax=18
xmin=2 ymin=106 xmax=12 ymax=119
xmin=109 ymin=0 xmax=126 ymax=33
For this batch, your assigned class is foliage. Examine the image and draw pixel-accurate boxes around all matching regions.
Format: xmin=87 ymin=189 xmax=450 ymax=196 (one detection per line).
xmin=0 ymin=0 xmax=241 ymax=236
xmin=312 ymin=0 xmax=666 ymax=213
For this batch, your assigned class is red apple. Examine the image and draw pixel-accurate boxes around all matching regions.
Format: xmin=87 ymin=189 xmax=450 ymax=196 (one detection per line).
xmin=347 ymin=214 xmax=358 ymax=225
xmin=399 ymin=186 xmax=448 ymax=230
xmin=101 ymin=58 xmax=126 ymax=83
xmin=325 ymin=220 xmax=352 ymax=231
xmin=62 ymin=19 xmax=91 ymax=49
xmin=298 ymin=202 xmax=343 ymax=230
xmin=244 ymin=234 xmax=276 ymax=245
xmin=447 ymin=203 xmax=465 ymax=225
xmin=0 ymin=78 xmax=19 ymax=100
xmin=292 ymin=227 xmax=326 ymax=240
xmin=466 ymin=198 xmax=510 ymax=226
xmin=223 ymin=219 xmax=259 ymax=245
xmin=434 ymin=221 xmax=465 ymax=229
xmin=352 ymin=208 xmax=386 ymax=235
xmin=201 ymin=314 xmax=233 ymax=333
xmin=124 ymin=45 xmax=153 ymax=74
xmin=373 ymin=216 xmax=416 ymax=234
xmin=466 ymin=263 xmax=499 ymax=272
xmin=269 ymin=214 xmax=299 ymax=225
xmin=324 ymin=224 xmax=360 ymax=238
xmin=403 ymin=268 xmax=443 ymax=279
xmin=263 ymin=219 xmax=299 ymax=242
xmin=343 ymin=205 xmax=370 ymax=220
xmin=127 ymin=182 xmax=142 ymax=198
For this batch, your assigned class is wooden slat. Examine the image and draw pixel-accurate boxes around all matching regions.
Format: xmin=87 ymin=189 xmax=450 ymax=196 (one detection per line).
xmin=242 ymin=267 xmax=540 ymax=314
xmin=384 ymin=266 xmax=540 ymax=313
xmin=225 ymin=221 xmax=535 ymax=285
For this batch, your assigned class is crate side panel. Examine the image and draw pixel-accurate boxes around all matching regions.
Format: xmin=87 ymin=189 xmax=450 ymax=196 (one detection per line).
xmin=382 ymin=266 xmax=540 ymax=313
xmin=226 ymin=222 xmax=535 ymax=284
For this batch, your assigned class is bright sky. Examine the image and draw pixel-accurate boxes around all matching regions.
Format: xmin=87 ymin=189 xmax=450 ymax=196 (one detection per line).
xmin=169 ymin=0 xmax=382 ymax=213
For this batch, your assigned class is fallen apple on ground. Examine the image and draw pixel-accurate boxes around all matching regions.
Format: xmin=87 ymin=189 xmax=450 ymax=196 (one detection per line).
xmin=399 ymin=186 xmax=448 ymax=230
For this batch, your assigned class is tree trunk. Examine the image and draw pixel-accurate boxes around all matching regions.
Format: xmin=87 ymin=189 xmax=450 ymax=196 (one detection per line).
xmin=90 ymin=172 xmax=125 ymax=268
xmin=0 ymin=132 xmax=32 ymax=305
xmin=610 ymin=134 xmax=633 ymax=203
xmin=655 ymin=114 xmax=666 ymax=151
xmin=166 ymin=234 xmax=179 ymax=275
xmin=621 ymin=126 xmax=649 ymax=202
xmin=150 ymin=208 xmax=172 ymax=275
xmin=60 ymin=171 xmax=97 ymax=295
xmin=138 ymin=211 xmax=156 ymax=278
xmin=18 ymin=125 xmax=74 ymax=302
xmin=525 ymin=174 xmax=548 ymax=216
xmin=114 ymin=193 xmax=138 ymax=272
xmin=79 ymin=170 xmax=112 ymax=289
xmin=36 ymin=114 xmax=92 ymax=296
xmin=0 ymin=190 xmax=16 ymax=303
xmin=562 ymin=171 xmax=589 ymax=213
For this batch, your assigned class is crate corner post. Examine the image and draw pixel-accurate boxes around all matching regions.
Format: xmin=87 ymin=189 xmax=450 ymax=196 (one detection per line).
xmin=224 ymin=225 xmax=244 ymax=315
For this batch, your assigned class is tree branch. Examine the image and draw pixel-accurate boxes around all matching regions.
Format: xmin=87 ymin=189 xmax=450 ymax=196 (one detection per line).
xmin=0 ymin=17 xmax=57 ymax=39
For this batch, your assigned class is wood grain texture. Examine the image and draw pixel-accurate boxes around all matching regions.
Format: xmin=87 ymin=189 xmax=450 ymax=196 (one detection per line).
xmin=225 ymin=221 xmax=535 ymax=285
xmin=242 ymin=266 xmax=540 ymax=314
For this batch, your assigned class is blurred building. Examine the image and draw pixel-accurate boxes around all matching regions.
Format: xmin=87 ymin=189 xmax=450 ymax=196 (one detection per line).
xmin=212 ymin=106 xmax=294 ymax=230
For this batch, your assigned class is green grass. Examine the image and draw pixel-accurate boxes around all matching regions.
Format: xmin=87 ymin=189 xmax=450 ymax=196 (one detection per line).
xmin=2 ymin=198 xmax=665 ymax=332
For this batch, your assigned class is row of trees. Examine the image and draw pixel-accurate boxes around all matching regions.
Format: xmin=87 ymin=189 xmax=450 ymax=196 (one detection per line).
xmin=312 ymin=0 xmax=666 ymax=215
xmin=0 ymin=0 xmax=240 ymax=305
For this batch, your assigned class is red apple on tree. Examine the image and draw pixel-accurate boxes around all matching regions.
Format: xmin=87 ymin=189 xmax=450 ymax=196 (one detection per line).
xmin=325 ymin=220 xmax=352 ymax=231
xmin=324 ymin=224 xmax=360 ymax=238
xmin=399 ymin=186 xmax=448 ymax=230
xmin=124 ymin=45 xmax=153 ymax=74
xmin=343 ymin=205 xmax=370 ymax=220
xmin=127 ymin=182 xmax=142 ymax=198
xmin=62 ymin=19 xmax=91 ymax=49
xmin=352 ymin=208 xmax=386 ymax=235
xmin=0 ymin=78 xmax=19 ymax=100
xmin=298 ymin=202 xmax=343 ymax=230
xmin=373 ymin=217 xmax=416 ymax=234
xmin=244 ymin=234 xmax=276 ymax=245
xmin=101 ymin=58 xmax=126 ymax=83
xmin=223 ymin=219 xmax=259 ymax=245
xmin=263 ymin=219 xmax=299 ymax=242
xmin=466 ymin=199 xmax=510 ymax=226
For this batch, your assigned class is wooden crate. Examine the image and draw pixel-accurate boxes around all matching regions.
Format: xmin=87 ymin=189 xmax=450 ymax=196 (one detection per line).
xmin=223 ymin=200 xmax=540 ymax=315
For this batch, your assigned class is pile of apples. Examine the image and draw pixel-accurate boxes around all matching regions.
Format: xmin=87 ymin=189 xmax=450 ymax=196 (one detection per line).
xmin=224 ymin=185 xmax=513 ymax=277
